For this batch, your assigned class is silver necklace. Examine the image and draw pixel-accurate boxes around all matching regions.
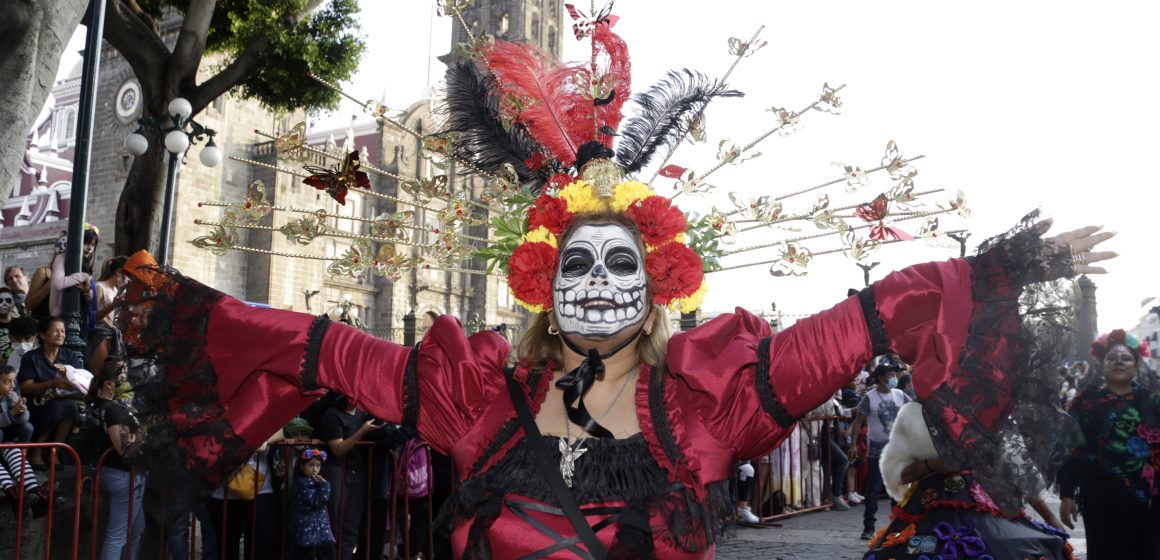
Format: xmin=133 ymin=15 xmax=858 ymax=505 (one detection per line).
xmin=559 ymin=367 xmax=638 ymax=488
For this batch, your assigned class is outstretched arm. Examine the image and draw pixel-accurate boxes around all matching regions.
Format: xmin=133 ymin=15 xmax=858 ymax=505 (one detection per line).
xmin=669 ymin=219 xmax=1113 ymax=462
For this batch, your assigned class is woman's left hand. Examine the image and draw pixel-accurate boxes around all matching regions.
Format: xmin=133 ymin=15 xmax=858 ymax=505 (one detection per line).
xmin=1039 ymin=219 xmax=1117 ymax=277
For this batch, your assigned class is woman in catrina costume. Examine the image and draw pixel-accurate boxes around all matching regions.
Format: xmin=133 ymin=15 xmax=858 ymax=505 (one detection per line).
xmin=115 ymin=8 xmax=1115 ymax=559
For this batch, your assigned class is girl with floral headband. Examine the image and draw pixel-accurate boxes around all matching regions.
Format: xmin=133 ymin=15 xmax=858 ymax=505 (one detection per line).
xmin=114 ymin=14 xmax=1118 ymax=560
xmin=1058 ymin=330 xmax=1160 ymax=558
xmin=289 ymin=448 xmax=334 ymax=559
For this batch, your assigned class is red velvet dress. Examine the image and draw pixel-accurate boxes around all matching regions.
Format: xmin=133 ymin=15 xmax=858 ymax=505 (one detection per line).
xmin=121 ymin=234 xmax=1046 ymax=558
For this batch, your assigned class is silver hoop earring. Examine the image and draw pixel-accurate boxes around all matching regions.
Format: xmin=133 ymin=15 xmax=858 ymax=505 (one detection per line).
xmin=547 ymin=325 xmax=560 ymax=336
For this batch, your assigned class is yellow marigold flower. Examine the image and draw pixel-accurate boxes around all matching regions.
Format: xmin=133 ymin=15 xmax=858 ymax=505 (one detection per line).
xmin=558 ymin=181 xmax=607 ymax=214
xmin=514 ymin=297 xmax=546 ymax=314
xmin=523 ymin=226 xmax=558 ymax=248
xmin=610 ymin=180 xmax=655 ymax=213
xmin=676 ymin=280 xmax=709 ymax=313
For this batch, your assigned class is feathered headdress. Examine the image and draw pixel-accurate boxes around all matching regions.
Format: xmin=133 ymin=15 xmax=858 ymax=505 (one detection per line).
xmin=189 ymin=1 xmax=973 ymax=313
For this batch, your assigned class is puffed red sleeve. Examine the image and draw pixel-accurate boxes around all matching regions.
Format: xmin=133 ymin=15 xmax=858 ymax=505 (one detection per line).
xmin=313 ymin=315 xmax=510 ymax=454
xmin=668 ymin=257 xmax=977 ymax=460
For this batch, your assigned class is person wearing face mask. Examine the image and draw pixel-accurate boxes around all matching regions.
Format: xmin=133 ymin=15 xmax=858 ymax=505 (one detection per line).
xmin=1058 ymin=330 xmax=1160 ymax=558
xmin=7 ymin=317 xmax=38 ymax=372
xmin=2 ymin=267 xmax=28 ymax=315
xmin=847 ymin=353 xmax=911 ymax=540
xmin=0 ymin=287 xmax=15 ymax=370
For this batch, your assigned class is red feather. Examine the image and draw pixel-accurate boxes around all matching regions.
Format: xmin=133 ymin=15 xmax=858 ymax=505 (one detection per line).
xmin=591 ymin=25 xmax=631 ymax=145
xmin=484 ymin=41 xmax=587 ymax=166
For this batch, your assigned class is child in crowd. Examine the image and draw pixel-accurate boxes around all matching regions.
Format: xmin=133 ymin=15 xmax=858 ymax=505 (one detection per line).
xmin=6 ymin=317 xmax=38 ymax=372
xmin=0 ymin=365 xmax=48 ymax=514
xmin=0 ymin=365 xmax=32 ymax=444
xmin=289 ymin=448 xmax=334 ymax=559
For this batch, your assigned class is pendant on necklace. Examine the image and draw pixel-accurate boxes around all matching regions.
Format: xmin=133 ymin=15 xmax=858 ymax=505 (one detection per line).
xmin=558 ymin=437 xmax=588 ymax=488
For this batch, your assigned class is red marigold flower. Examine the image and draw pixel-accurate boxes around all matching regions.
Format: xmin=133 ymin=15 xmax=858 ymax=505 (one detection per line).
xmin=646 ymin=242 xmax=704 ymax=303
xmin=547 ymin=173 xmax=575 ymax=192
xmin=508 ymin=242 xmax=558 ymax=308
xmin=527 ymin=194 xmax=573 ymax=236
xmin=626 ymin=196 xmax=688 ymax=247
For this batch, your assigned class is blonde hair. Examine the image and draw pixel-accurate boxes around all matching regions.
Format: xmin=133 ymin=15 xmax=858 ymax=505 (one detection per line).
xmin=516 ymin=212 xmax=672 ymax=369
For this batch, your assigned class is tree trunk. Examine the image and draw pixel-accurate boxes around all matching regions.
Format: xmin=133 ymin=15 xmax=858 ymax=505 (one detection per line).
xmin=0 ymin=0 xmax=87 ymax=204
xmin=113 ymin=138 xmax=169 ymax=256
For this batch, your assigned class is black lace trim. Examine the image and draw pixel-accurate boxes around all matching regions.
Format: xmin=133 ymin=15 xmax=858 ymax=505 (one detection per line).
xmin=299 ymin=315 xmax=331 ymax=392
xmin=116 ymin=270 xmax=249 ymax=523
xmin=402 ymin=343 xmax=421 ymax=430
xmin=858 ymin=285 xmax=893 ymax=356
xmin=919 ymin=210 xmax=1080 ymax=516
xmin=646 ymin=365 xmax=719 ymax=552
xmin=754 ymin=336 xmax=795 ymax=429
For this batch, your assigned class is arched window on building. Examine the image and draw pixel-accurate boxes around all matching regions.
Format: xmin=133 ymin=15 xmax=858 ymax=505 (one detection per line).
xmin=64 ymin=110 xmax=76 ymax=141
xmin=531 ymin=13 xmax=541 ymax=41
xmin=548 ymin=26 xmax=557 ymax=57
xmin=499 ymin=13 xmax=510 ymax=36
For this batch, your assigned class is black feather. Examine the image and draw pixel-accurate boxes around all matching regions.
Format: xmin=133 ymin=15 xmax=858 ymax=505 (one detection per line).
xmin=436 ymin=63 xmax=547 ymax=185
xmin=614 ymin=69 xmax=743 ymax=174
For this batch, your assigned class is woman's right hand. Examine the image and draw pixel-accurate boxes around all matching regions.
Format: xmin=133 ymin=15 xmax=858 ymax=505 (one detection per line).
xmin=51 ymin=377 xmax=72 ymax=390
xmin=1058 ymin=497 xmax=1079 ymax=530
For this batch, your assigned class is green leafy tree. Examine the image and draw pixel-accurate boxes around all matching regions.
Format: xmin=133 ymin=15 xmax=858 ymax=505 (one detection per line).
xmin=105 ymin=0 xmax=365 ymax=255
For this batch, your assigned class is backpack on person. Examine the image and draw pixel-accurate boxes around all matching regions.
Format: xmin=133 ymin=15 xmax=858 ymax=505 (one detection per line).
xmin=397 ymin=438 xmax=430 ymax=499
xmin=66 ymin=401 xmax=111 ymax=469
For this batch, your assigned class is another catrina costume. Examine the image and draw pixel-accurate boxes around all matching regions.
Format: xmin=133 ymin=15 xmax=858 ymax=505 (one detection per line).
xmin=864 ymin=401 xmax=1075 ymax=560
xmin=1058 ymin=331 xmax=1160 ymax=558
xmin=117 ymin=11 xmax=1079 ymax=560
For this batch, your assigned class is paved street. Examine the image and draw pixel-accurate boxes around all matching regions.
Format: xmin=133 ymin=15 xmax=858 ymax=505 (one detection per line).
xmin=717 ymin=497 xmax=1088 ymax=560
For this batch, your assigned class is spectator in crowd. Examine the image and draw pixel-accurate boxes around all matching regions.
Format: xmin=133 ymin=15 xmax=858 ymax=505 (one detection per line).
xmin=812 ymin=392 xmax=852 ymax=511
xmin=24 ymin=260 xmax=52 ymax=321
xmin=838 ymin=378 xmax=865 ymax=506
xmin=18 ymin=316 xmax=83 ymax=470
xmin=88 ymin=256 xmax=128 ymax=372
xmin=0 ymin=287 xmax=16 ymax=370
xmin=317 ymin=394 xmax=384 ymax=560
xmin=357 ymin=421 xmax=411 ymax=560
xmin=89 ymin=360 xmax=145 ymax=560
xmin=0 ymin=365 xmax=33 ymax=444
xmin=47 ymin=230 xmax=97 ymax=320
xmin=6 ymin=317 xmax=37 ymax=372
xmin=0 ymin=363 xmax=49 ymax=516
xmin=290 ymin=448 xmax=335 ymax=560
xmin=848 ymin=353 xmax=911 ymax=540
xmin=4 ymin=266 xmax=30 ymax=314
xmin=896 ymin=371 xmax=917 ymax=401
xmin=1059 ymin=330 xmax=1160 ymax=558
xmin=208 ymin=430 xmax=284 ymax=560
xmin=734 ymin=461 xmax=759 ymax=523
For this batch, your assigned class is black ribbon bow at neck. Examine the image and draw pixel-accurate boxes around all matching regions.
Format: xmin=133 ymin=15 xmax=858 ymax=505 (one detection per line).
xmin=555 ymin=329 xmax=642 ymax=439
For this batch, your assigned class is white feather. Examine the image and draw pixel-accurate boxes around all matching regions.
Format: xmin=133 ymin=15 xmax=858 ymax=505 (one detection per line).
xmin=879 ymin=402 xmax=938 ymax=501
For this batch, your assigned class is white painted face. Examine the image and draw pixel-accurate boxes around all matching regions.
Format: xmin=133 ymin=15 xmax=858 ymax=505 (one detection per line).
xmin=553 ymin=223 xmax=648 ymax=338
xmin=0 ymin=293 xmax=11 ymax=316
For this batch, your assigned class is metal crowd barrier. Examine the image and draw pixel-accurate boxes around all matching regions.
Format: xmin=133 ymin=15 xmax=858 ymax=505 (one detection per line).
xmin=748 ymin=415 xmax=851 ymax=523
xmin=6 ymin=421 xmax=863 ymax=557
xmin=0 ymin=442 xmax=84 ymax=560
xmin=1 ymin=440 xmax=445 ymax=560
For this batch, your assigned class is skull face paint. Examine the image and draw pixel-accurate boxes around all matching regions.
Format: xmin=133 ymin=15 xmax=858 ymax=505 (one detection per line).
xmin=552 ymin=224 xmax=648 ymax=338
xmin=0 ymin=293 xmax=11 ymax=316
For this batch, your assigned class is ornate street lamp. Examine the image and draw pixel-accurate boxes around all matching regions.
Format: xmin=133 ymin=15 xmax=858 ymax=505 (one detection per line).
xmin=124 ymin=97 xmax=220 ymax=265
